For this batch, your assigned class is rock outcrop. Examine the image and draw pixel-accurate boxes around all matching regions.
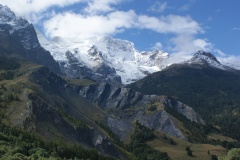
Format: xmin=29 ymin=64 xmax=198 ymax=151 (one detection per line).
xmin=160 ymin=97 xmax=205 ymax=124
xmin=135 ymin=110 xmax=186 ymax=139
xmin=73 ymin=82 xmax=152 ymax=110
xmin=0 ymin=4 xmax=62 ymax=75
xmin=71 ymin=82 xmax=204 ymax=140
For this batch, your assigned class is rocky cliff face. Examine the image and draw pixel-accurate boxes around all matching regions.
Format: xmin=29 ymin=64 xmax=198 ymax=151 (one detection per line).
xmin=71 ymin=82 xmax=204 ymax=140
xmin=160 ymin=97 xmax=205 ymax=124
xmin=0 ymin=4 xmax=62 ymax=75
xmin=107 ymin=108 xmax=187 ymax=140
xmin=135 ymin=110 xmax=186 ymax=139
xmin=73 ymin=82 xmax=152 ymax=110
xmin=73 ymin=83 xmax=204 ymax=123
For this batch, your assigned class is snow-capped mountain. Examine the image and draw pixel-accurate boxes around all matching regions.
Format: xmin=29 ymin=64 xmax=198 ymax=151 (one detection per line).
xmin=0 ymin=4 xmax=61 ymax=74
xmin=38 ymin=34 xmax=169 ymax=84
xmin=184 ymin=50 xmax=232 ymax=70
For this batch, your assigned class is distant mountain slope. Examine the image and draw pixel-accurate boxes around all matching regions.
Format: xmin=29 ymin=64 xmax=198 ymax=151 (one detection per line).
xmin=130 ymin=51 xmax=240 ymax=140
xmin=0 ymin=4 xmax=61 ymax=75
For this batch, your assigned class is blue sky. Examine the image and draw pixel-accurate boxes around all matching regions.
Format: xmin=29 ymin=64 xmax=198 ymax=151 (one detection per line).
xmin=0 ymin=0 xmax=240 ymax=59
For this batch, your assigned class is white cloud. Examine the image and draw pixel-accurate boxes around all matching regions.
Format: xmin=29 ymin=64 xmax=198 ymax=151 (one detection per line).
xmin=165 ymin=35 xmax=240 ymax=68
xmin=163 ymin=34 xmax=214 ymax=64
xmin=43 ymin=10 xmax=203 ymax=40
xmin=0 ymin=0 xmax=86 ymax=24
xmin=165 ymin=51 xmax=192 ymax=64
xmin=44 ymin=10 xmax=137 ymax=38
xmin=0 ymin=0 xmax=84 ymax=16
xmin=218 ymin=55 xmax=240 ymax=70
xmin=136 ymin=15 xmax=203 ymax=35
xmin=214 ymin=49 xmax=226 ymax=56
xmin=152 ymin=42 xmax=163 ymax=50
xmin=148 ymin=2 xmax=167 ymax=13
xmin=1 ymin=0 xmax=203 ymax=40
xmin=170 ymin=34 xmax=213 ymax=53
xmin=84 ymin=0 xmax=122 ymax=15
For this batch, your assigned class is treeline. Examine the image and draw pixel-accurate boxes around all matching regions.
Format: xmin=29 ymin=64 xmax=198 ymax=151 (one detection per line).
xmin=127 ymin=121 xmax=169 ymax=160
xmin=210 ymin=139 xmax=240 ymax=150
xmin=0 ymin=124 xmax=115 ymax=160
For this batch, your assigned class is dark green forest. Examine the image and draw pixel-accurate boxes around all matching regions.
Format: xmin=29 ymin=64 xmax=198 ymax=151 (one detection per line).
xmin=0 ymin=124 xmax=115 ymax=160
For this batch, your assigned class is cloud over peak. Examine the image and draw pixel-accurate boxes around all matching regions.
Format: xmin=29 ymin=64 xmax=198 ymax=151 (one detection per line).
xmin=44 ymin=10 xmax=137 ymax=38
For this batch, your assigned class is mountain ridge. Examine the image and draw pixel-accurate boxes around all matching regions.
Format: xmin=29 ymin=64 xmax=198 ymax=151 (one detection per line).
xmin=183 ymin=50 xmax=232 ymax=71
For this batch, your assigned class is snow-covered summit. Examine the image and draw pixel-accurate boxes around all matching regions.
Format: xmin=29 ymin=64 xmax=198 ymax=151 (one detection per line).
xmin=0 ymin=4 xmax=40 ymax=50
xmin=0 ymin=4 xmax=15 ymax=23
xmin=38 ymin=34 xmax=169 ymax=84
xmin=0 ymin=5 xmax=30 ymax=31
xmin=92 ymin=35 xmax=137 ymax=61
xmin=190 ymin=50 xmax=219 ymax=63
xmin=185 ymin=50 xmax=230 ymax=70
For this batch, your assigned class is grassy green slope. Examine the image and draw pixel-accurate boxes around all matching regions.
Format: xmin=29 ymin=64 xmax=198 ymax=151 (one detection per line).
xmin=148 ymin=132 xmax=227 ymax=160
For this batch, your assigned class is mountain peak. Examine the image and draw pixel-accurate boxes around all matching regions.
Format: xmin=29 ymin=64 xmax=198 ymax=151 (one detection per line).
xmin=0 ymin=4 xmax=30 ymax=33
xmin=185 ymin=50 xmax=229 ymax=70
xmin=192 ymin=50 xmax=219 ymax=63
xmin=0 ymin=4 xmax=16 ymax=23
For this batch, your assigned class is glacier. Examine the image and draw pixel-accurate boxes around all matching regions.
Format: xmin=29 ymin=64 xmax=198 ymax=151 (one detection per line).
xmin=38 ymin=34 xmax=169 ymax=84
